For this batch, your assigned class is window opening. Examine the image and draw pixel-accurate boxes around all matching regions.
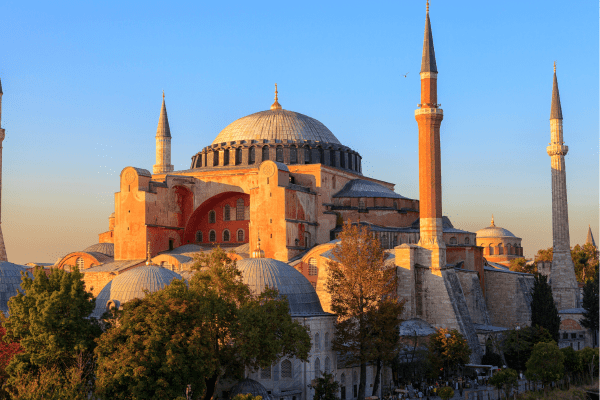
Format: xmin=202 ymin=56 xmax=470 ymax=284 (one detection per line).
xmin=308 ymin=258 xmax=318 ymax=276
xmin=208 ymin=210 xmax=216 ymax=224
xmin=314 ymin=358 xmax=320 ymax=378
xmin=348 ymin=153 xmax=353 ymax=170
xmin=324 ymin=357 xmax=330 ymax=374
xmin=209 ymin=230 xmax=216 ymax=242
xmin=223 ymin=150 xmax=229 ymax=165
xmin=260 ymin=366 xmax=271 ymax=380
xmin=236 ymin=148 xmax=242 ymax=165
xmin=340 ymin=152 xmax=345 ymax=168
xmin=223 ymin=230 xmax=230 ymax=242
xmin=213 ymin=151 xmax=219 ymax=166
xmin=276 ymin=146 xmax=283 ymax=163
xmin=169 ymin=239 xmax=174 ymax=251
xmin=290 ymin=146 xmax=297 ymax=164
xmin=76 ymin=257 xmax=84 ymax=269
xmin=314 ymin=333 xmax=320 ymax=350
xmin=236 ymin=198 xmax=245 ymax=220
xmin=304 ymin=147 xmax=311 ymax=164
xmin=249 ymin=147 xmax=255 ymax=164
xmin=262 ymin=146 xmax=269 ymax=161
xmin=281 ymin=359 xmax=292 ymax=379
xmin=450 ymin=237 xmax=457 ymax=244
xmin=237 ymin=229 xmax=244 ymax=242
xmin=224 ymin=205 xmax=231 ymax=221
xmin=195 ymin=231 xmax=203 ymax=242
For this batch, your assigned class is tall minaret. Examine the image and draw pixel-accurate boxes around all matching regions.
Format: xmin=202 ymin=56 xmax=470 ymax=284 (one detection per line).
xmin=415 ymin=0 xmax=445 ymax=269
xmin=0 ymin=79 xmax=8 ymax=261
xmin=153 ymin=91 xmax=174 ymax=174
xmin=546 ymin=63 xmax=577 ymax=309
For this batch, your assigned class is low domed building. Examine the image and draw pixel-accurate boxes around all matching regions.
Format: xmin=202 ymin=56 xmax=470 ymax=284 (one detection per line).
xmin=476 ymin=216 xmax=523 ymax=266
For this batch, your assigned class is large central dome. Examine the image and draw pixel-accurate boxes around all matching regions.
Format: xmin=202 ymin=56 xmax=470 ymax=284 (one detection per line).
xmin=212 ymin=109 xmax=341 ymax=145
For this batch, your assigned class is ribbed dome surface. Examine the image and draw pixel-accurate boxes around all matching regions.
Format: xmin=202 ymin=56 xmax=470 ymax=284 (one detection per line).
xmin=229 ymin=379 xmax=272 ymax=400
xmin=236 ymin=258 xmax=326 ymax=316
xmin=83 ymin=243 xmax=114 ymax=257
xmin=0 ymin=262 xmax=30 ymax=314
xmin=92 ymin=265 xmax=181 ymax=317
xmin=476 ymin=226 xmax=516 ymax=238
xmin=212 ymin=109 xmax=341 ymax=145
xmin=333 ymin=179 xmax=407 ymax=199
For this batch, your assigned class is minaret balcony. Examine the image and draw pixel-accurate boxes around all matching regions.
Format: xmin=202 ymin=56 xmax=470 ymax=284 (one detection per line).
xmin=415 ymin=108 xmax=444 ymax=117
xmin=546 ymin=144 xmax=568 ymax=157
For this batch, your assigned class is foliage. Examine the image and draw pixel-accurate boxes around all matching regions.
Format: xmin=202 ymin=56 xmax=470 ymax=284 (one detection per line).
xmin=437 ymin=386 xmax=454 ymax=400
xmin=525 ymin=341 xmax=564 ymax=385
xmin=309 ymin=371 xmax=341 ymax=400
xmin=427 ymin=328 xmax=471 ymax=378
xmin=581 ymin=268 xmax=599 ymax=334
xmin=571 ymin=243 xmax=599 ymax=283
xmin=481 ymin=351 xmax=503 ymax=367
xmin=534 ymin=248 xmax=553 ymax=263
xmin=577 ymin=347 xmax=599 ymax=383
xmin=489 ymin=368 xmax=518 ymax=399
xmin=3 ymin=267 xmax=100 ymax=390
xmin=326 ymin=222 xmax=402 ymax=400
xmin=0 ymin=322 xmax=22 ymax=395
xmin=530 ymin=274 xmax=560 ymax=342
xmin=509 ymin=258 xmax=537 ymax=274
xmin=502 ymin=326 xmax=553 ymax=372
xmin=560 ymin=346 xmax=582 ymax=378
xmin=232 ymin=395 xmax=263 ymax=400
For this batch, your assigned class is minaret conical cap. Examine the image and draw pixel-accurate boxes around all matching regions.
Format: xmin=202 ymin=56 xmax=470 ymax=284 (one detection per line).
xmin=420 ymin=2 xmax=438 ymax=73
xmin=0 ymin=78 xmax=3 ymax=94
xmin=550 ymin=63 xmax=563 ymax=120
xmin=586 ymin=225 xmax=596 ymax=247
xmin=156 ymin=91 xmax=171 ymax=138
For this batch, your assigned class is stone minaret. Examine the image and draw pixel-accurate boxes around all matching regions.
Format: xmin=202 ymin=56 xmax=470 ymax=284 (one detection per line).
xmin=0 ymin=79 xmax=8 ymax=261
xmin=153 ymin=92 xmax=174 ymax=174
xmin=546 ymin=63 xmax=577 ymax=310
xmin=415 ymin=1 xmax=445 ymax=269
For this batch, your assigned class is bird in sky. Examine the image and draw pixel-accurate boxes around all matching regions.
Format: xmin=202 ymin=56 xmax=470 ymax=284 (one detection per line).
xmin=403 ymin=72 xmax=409 ymax=78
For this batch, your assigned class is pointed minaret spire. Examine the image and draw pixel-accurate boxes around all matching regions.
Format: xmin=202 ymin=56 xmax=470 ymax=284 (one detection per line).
xmin=551 ymin=62 xmax=563 ymax=120
xmin=153 ymin=91 xmax=174 ymax=174
xmin=271 ymin=83 xmax=282 ymax=110
xmin=586 ymin=225 xmax=596 ymax=247
xmin=421 ymin=0 xmax=438 ymax=74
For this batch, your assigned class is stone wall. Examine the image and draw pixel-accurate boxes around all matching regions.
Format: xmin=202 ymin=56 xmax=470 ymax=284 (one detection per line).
xmin=484 ymin=268 xmax=534 ymax=328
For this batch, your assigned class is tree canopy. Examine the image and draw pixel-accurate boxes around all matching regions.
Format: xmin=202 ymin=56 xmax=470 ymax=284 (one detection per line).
xmin=525 ymin=341 xmax=564 ymax=385
xmin=530 ymin=274 xmax=560 ymax=342
xmin=580 ymin=268 xmax=599 ymax=337
xmin=427 ymin=328 xmax=471 ymax=379
xmin=502 ymin=325 xmax=552 ymax=372
xmin=509 ymin=258 xmax=537 ymax=274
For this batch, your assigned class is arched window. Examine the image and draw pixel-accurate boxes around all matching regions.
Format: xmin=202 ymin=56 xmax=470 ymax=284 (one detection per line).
xmin=340 ymin=374 xmax=346 ymax=400
xmin=276 ymin=146 xmax=283 ymax=163
xmin=304 ymin=147 xmax=311 ymax=164
xmin=450 ymin=237 xmax=457 ymax=244
xmin=348 ymin=153 xmax=353 ymax=170
xmin=281 ymin=359 xmax=292 ymax=379
xmin=332 ymin=176 xmax=336 ymax=189
xmin=260 ymin=366 xmax=271 ymax=380
xmin=304 ymin=232 xmax=311 ymax=248
xmin=308 ymin=258 xmax=318 ymax=276
xmin=223 ymin=230 xmax=230 ymax=242
xmin=204 ymin=152 xmax=207 ymax=167
xmin=208 ymin=210 xmax=216 ymax=224
xmin=290 ymin=146 xmax=298 ymax=164
xmin=507 ymin=243 xmax=513 ymax=255
xmin=213 ymin=151 xmax=219 ymax=166
xmin=489 ymin=244 xmax=494 ymax=255
xmin=324 ymin=332 xmax=329 ymax=349
xmin=195 ymin=231 xmax=203 ymax=242
xmin=209 ymin=230 xmax=216 ymax=242
xmin=318 ymin=147 xmax=324 ymax=164
xmin=223 ymin=149 xmax=230 ymax=165
xmin=237 ymin=229 xmax=245 ymax=242
xmin=249 ymin=147 xmax=255 ymax=164
xmin=340 ymin=152 xmax=346 ymax=168
xmin=76 ymin=257 xmax=84 ymax=269
xmin=498 ymin=244 xmax=504 ymax=255
xmin=324 ymin=357 xmax=330 ymax=373
xmin=465 ymin=237 xmax=470 ymax=244
xmin=236 ymin=148 xmax=242 ymax=165
xmin=314 ymin=358 xmax=320 ymax=378
xmin=262 ymin=146 xmax=269 ymax=161
xmin=358 ymin=200 xmax=365 ymax=210
xmin=393 ymin=200 xmax=398 ymax=209
xmin=236 ymin=198 xmax=245 ymax=220
xmin=314 ymin=333 xmax=320 ymax=350
xmin=196 ymin=154 xmax=202 ymax=168
xmin=224 ymin=205 xmax=231 ymax=221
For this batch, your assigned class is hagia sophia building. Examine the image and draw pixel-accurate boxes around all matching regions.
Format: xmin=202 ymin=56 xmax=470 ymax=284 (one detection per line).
xmin=0 ymin=3 xmax=594 ymax=400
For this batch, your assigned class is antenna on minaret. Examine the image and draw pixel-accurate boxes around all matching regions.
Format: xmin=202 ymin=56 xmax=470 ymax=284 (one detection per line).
xmin=426 ymin=0 xmax=429 ymax=13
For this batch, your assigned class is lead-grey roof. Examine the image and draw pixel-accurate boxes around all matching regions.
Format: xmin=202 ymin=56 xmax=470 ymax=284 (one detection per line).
xmin=559 ymin=308 xmax=585 ymax=314
xmin=236 ymin=258 xmax=327 ymax=316
xmin=83 ymin=259 xmax=145 ymax=273
xmin=476 ymin=226 xmax=517 ymax=239
xmin=229 ymin=379 xmax=273 ymax=400
xmin=211 ymin=109 xmax=341 ymax=145
xmin=83 ymin=242 xmax=114 ymax=257
xmin=550 ymin=71 xmax=563 ymax=120
xmin=333 ymin=179 xmax=408 ymax=199
xmin=92 ymin=265 xmax=182 ymax=318
xmin=421 ymin=10 xmax=438 ymax=73
xmin=0 ymin=262 xmax=32 ymax=315
xmin=399 ymin=318 xmax=436 ymax=337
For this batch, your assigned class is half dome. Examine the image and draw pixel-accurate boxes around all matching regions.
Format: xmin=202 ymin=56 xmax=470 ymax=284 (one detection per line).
xmin=212 ymin=109 xmax=341 ymax=145
xmin=236 ymin=257 xmax=326 ymax=316
xmin=83 ymin=242 xmax=114 ymax=257
xmin=0 ymin=262 xmax=31 ymax=315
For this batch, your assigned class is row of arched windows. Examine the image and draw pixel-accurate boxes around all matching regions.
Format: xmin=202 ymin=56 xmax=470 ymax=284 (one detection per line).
xmin=207 ymin=199 xmax=246 ymax=224
xmin=195 ymin=229 xmax=245 ymax=243
xmin=259 ymin=359 xmax=294 ymax=380
xmin=313 ymin=332 xmax=330 ymax=350
xmin=313 ymin=356 xmax=332 ymax=377
xmin=448 ymin=236 xmax=471 ymax=245
xmin=485 ymin=243 xmax=522 ymax=256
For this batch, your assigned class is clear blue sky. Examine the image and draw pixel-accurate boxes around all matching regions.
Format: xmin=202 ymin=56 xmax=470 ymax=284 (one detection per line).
xmin=0 ymin=0 xmax=597 ymax=264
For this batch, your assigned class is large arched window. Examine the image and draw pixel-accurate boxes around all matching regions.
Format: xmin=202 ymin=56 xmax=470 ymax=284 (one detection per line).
xmin=276 ymin=146 xmax=283 ymax=163
xmin=236 ymin=198 xmax=245 ymax=220
xmin=262 ymin=146 xmax=269 ymax=161
xmin=224 ymin=205 xmax=231 ymax=221
xmin=281 ymin=359 xmax=292 ymax=379
xmin=314 ymin=333 xmax=320 ymax=350
xmin=235 ymin=148 xmax=242 ymax=165
xmin=314 ymin=358 xmax=320 ymax=378
xmin=317 ymin=147 xmax=324 ymax=164
xmin=324 ymin=332 xmax=329 ymax=349
xmin=324 ymin=357 xmax=330 ymax=374
xmin=260 ymin=366 xmax=271 ymax=380
xmin=237 ymin=229 xmax=244 ymax=242
xmin=208 ymin=210 xmax=216 ymax=224
xmin=304 ymin=147 xmax=311 ymax=164
xmin=195 ymin=231 xmax=203 ymax=242
xmin=213 ymin=151 xmax=219 ymax=166
xmin=209 ymin=230 xmax=216 ymax=242
xmin=308 ymin=258 xmax=318 ymax=276
xmin=223 ymin=149 xmax=230 ymax=165
xmin=223 ymin=229 xmax=230 ymax=242
xmin=450 ymin=237 xmax=457 ymax=244
xmin=290 ymin=146 xmax=298 ymax=164
xmin=249 ymin=147 xmax=255 ymax=164
xmin=76 ymin=257 xmax=84 ymax=269
xmin=489 ymin=244 xmax=494 ymax=255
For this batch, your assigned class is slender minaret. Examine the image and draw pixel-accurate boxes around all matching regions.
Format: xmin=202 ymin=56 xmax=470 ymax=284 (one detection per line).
xmin=415 ymin=0 xmax=445 ymax=269
xmin=0 ymin=79 xmax=8 ymax=261
xmin=153 ymin=91 xmax=174 ymax=174
xmin=546 ymin=63 xmax=577 ymax=309
xmin=585 ymin=225 xmax=596 ymax=247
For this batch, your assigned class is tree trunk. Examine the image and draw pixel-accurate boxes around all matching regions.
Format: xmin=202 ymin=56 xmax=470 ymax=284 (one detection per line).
xmin=203 ymin=373 xmax=220 ymax=400
xmin=359 ymin=362 xmax=367 ymax=400
xmin=372 ymin=359 xmax=382 ymax=398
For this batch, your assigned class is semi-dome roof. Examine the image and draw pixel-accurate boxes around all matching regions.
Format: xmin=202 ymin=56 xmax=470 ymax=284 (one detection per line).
xmin=0 ymin=262 xmax=31 ymax=315
xmin=212 ymin=109 xmax=341 ymax=145
xmin=333 ymin=179 xmax=408 ymax=199
xmin=476 ymin=216 xmax=517 ymax=238
xmin=236 ymin=257 xmax=326 ymax=316
xmin=92 ymin=265 xmax=181 ymax=318
xmin=83 ymin=242 xmax=114 ymax=257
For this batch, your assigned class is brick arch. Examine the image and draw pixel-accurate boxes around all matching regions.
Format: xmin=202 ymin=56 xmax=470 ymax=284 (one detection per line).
xmin=183 ymin=191 xmax=250 ymax=245
xmin=560 ymin=319 xmax=582 ymax=331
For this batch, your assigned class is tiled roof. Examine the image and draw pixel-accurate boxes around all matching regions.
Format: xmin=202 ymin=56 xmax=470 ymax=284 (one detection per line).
xmin=333 ymin=179 xmax=408 ymax=199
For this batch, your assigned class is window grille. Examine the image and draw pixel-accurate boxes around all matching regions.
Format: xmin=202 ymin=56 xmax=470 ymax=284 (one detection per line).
xmin=324 ymin=357 xmax=330 ymax=374
xmin=276 ymin=146 xmax=283 ymax=163
xmin=236 ymin=198 xmax=245 ymax=220
xmin=314 ymin=333 xmax=320 ymax=350
xmin=209 ymin=230 xmax=216 ymax=242
xmin=281 ymin=359 xmax=292 ymax=379
xmin=195 ymin=231 xmax=203 ymax=242
xmin=314 ymin=358 xmax=320 ymax=378
xmin=209 ymin=210 xmax=216 ymax=224
xmin=236 ymin=148 xmax=242 ymax=165
xmin=224 ymin=205 xmax=231 ymax=221
xmin=260 ymin=366 xmax=271 ymax=380
xmin=308 ymin=258 xmax=318 ymax=276
xmin=237 ymin=229 xmax=244 ymax=242
xmin=223 ymin=230 xmax=230 ymax=242
xmin=249 ymin=147 xmax=255 ymax=164
xmin=290 ymin=146 xmax=297 ymax=164
xmin=262 ymin=146 xmax=269 ymax=161
xmin=76 ymin=257 xmax=84 ymax=269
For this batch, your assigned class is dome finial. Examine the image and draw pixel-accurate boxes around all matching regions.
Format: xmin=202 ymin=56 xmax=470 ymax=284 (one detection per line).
xmin=270 ymin=83 xmax=282 ymax=110
xmin=426 ymin=0 xmax=429 ymax=13
xmin=553 ymin=61 xmax=556 ymax=74
xmin=252 ymin=230 xmax=265 ymax=258
xmin=490 ymin=214 xmax=495 ymax=227
xmin=162 ymin=90 xmax=165 ymax=100
xmin=146 ymin=241 xmax=153 ymax=265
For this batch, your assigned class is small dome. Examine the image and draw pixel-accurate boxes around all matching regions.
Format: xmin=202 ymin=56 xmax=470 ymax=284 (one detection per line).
xmin=236 ymin=258 xmax=326 ymax=316
xmin=212 ymin=109 xmax=341 ymax=145
xmin=229 ymin=379 xmax=272 ymax=400
xmin=0 ymin=262 xmax=31 ymax=315
xmin=92 ymin=265 xmax=181 ymax=318
xmin=83 ymin=243 xmax=114 ymax=257
xmin=476 ymin=217 xmax=516 ymax=238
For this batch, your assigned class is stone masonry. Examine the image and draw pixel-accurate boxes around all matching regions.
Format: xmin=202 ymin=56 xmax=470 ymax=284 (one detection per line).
xmin=0 ymin=79 xmax=8 ymax=261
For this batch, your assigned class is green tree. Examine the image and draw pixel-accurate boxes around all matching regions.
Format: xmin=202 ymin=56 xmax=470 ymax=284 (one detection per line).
xmin=577 ymin=347 xmax=599 ymax=384
xmin=530 ymin=274 xmax=560 ymax=342
xmin=3 ymin=267 xmax=101 ymax=392
xmin=309 ymin=371 xmax=341 ymax=400
xmin=489 ymin=368 xmax=518 ymax=399
xmin=326 ymin=222 xmax=402 ymax=400
xmin=534 ymin=248 xmax=553 ymax=263
xmin=427 ymin=328 xmax=471 ymax=378
xmin=580 ymin=269 xmax=599 ymax=345
xmin=232 ymin=395 xmax=263 ymax=400
xmin=560 ymin=346 xmax=582 ymax=383
xmin=438 ymin=386 xmax=454 ymax=400
xmin=525 ymin=341 xmax=564 ymax=389
xmin=502 ymin=326 xmax=553 ymax=372
xmin=571 ymin=243 xmax=599 ymax=283
xmin=509 ymin=258 xmax=537 ymax=274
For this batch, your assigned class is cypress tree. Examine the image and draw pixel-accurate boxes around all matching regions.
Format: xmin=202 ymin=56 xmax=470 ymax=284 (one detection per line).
xmin=530 ymin=274 xmax=561 ymax=342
